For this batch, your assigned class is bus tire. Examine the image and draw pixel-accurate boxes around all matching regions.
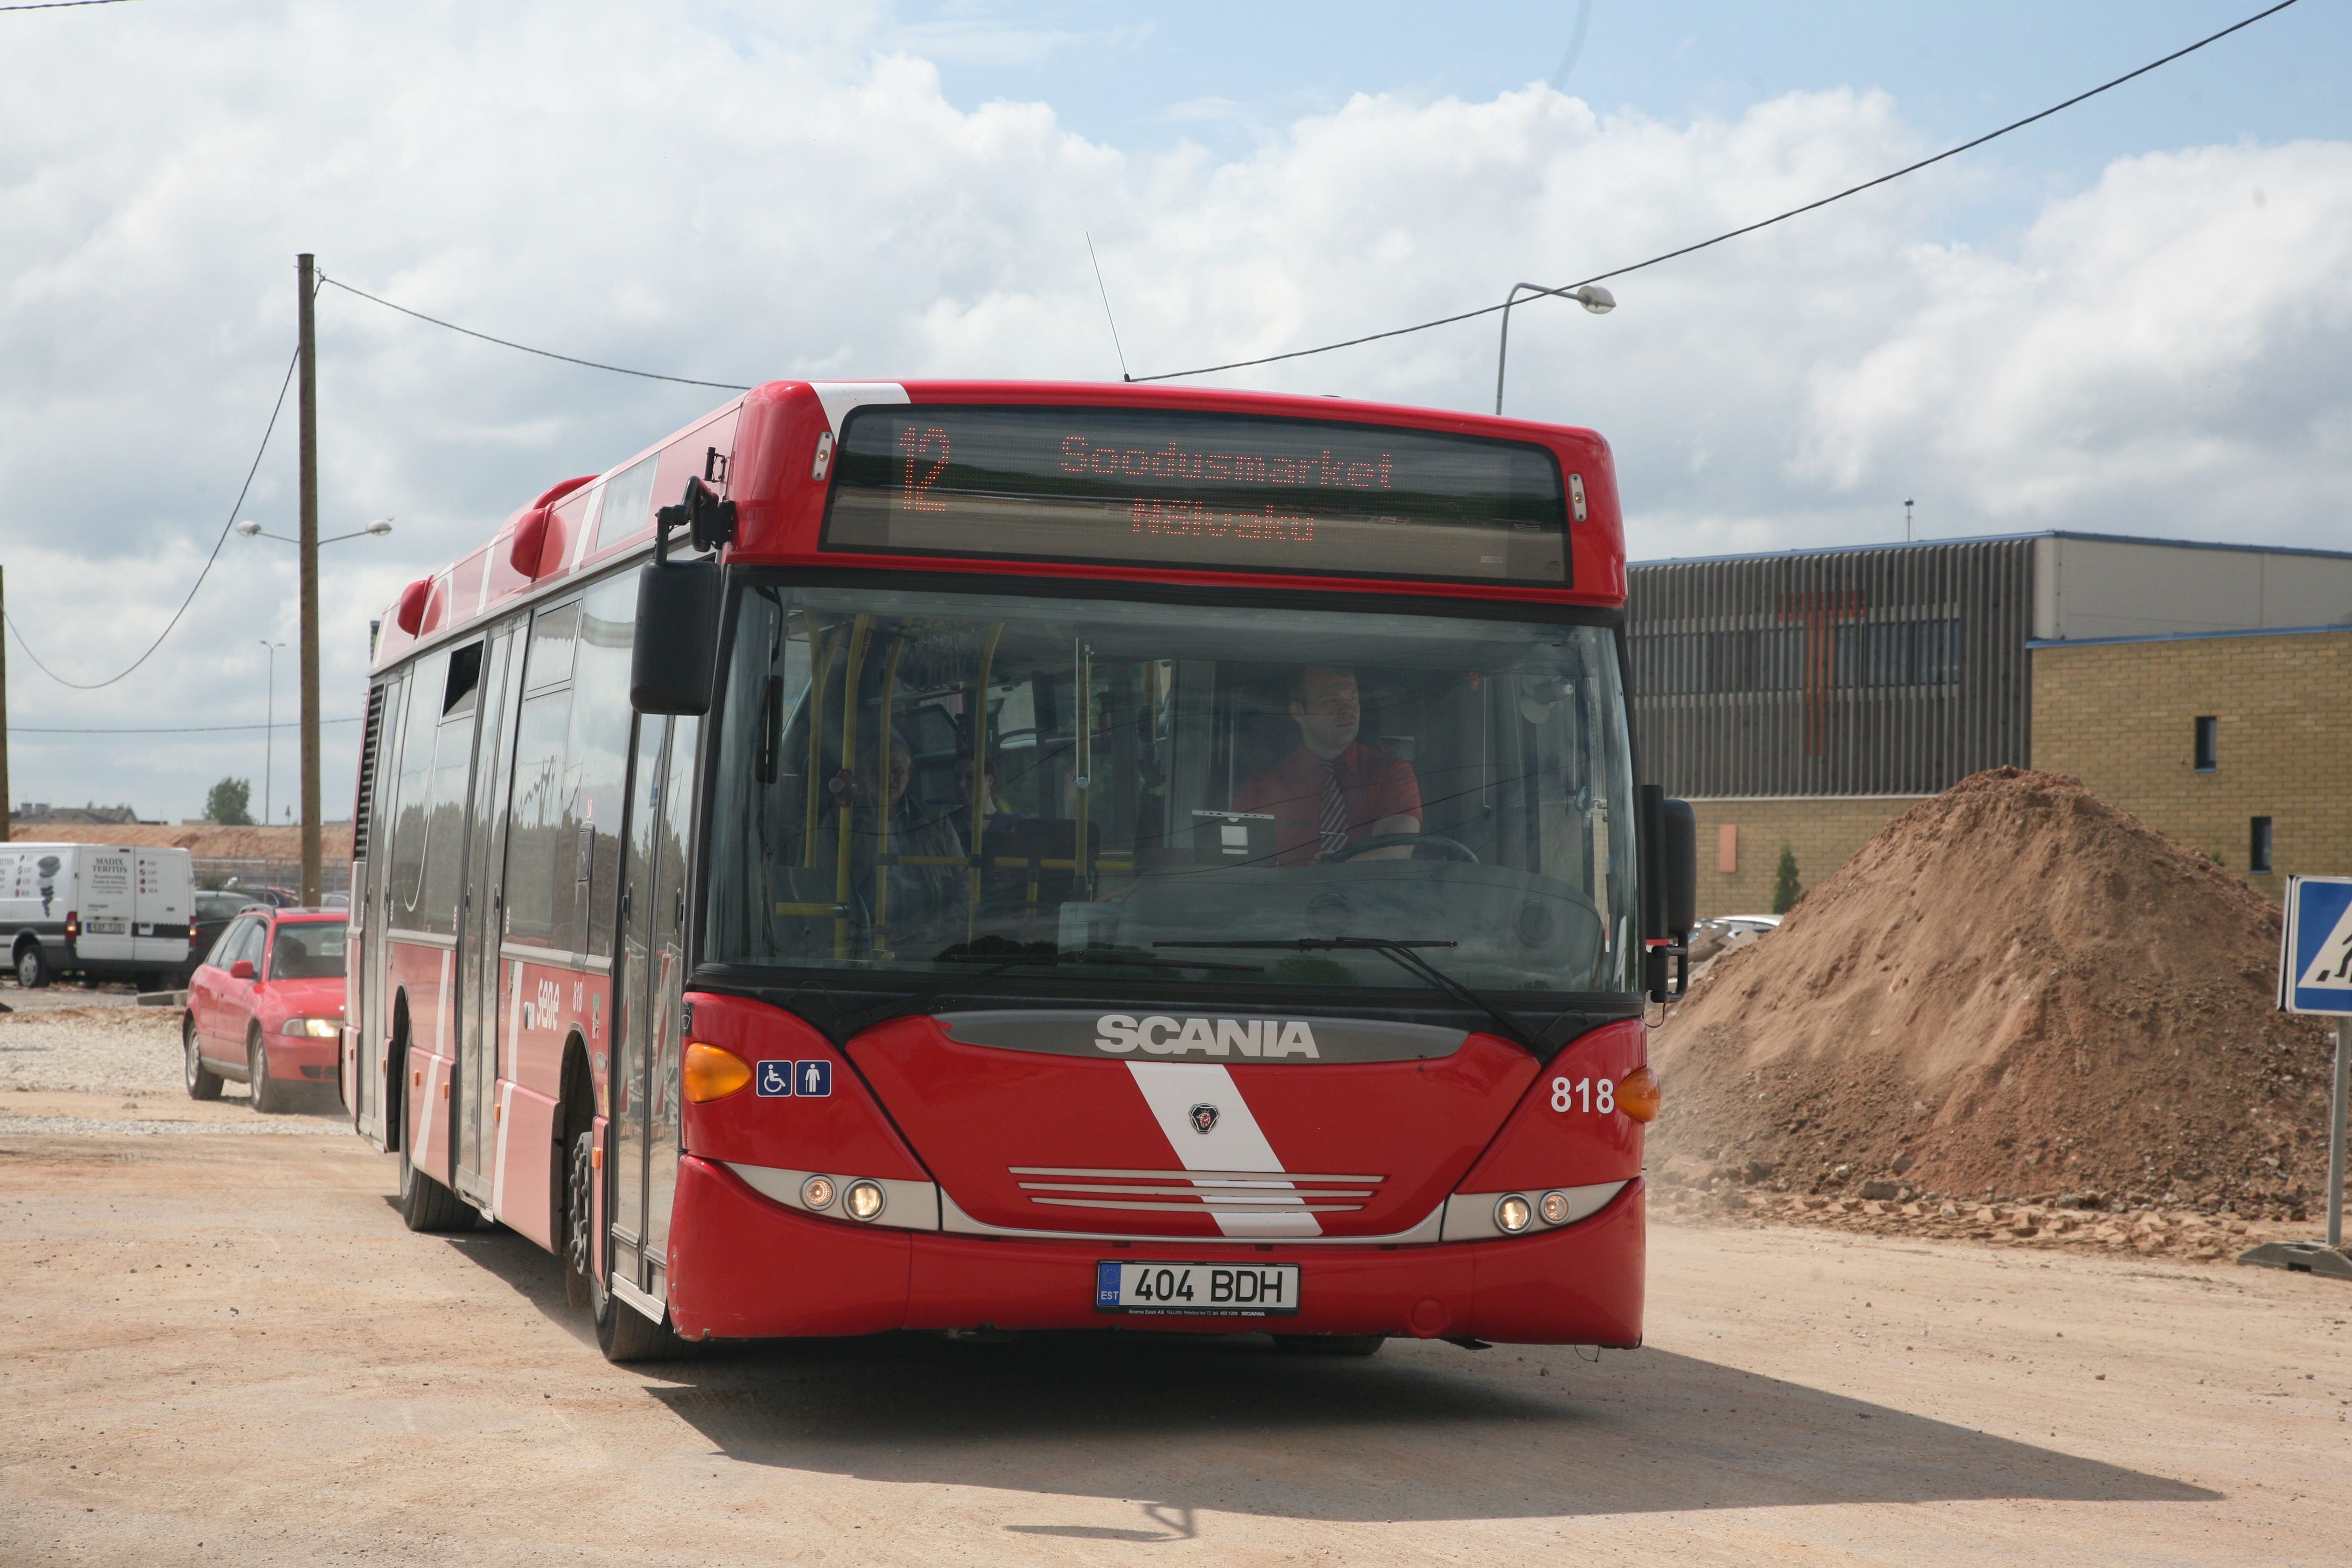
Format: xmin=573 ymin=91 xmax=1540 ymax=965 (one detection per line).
xmin=563 ymin=1126 xmax=597 ymax=1311
xmin=17 ymin=944 xmax=50 ymax=989
xmin=572 ymin=1129 xmax=695 ymax=1364
xmin=248 ymin=1028 xmax=290 ymax=1114
xmin=1271 ymin=1334 xmax=1387 ymax=1357
xmin=397 ymin=1147 xmax=471 ymax=1232
xmin=183 ymin=1017 xmax=222 ymax=1101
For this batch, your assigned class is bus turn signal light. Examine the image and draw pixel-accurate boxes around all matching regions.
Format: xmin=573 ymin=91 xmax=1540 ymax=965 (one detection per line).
xmin=1616 ymin=1066 xmax=1661 ymax=1123
xmin=683 ymin=1042 xmax=753 ymax=1103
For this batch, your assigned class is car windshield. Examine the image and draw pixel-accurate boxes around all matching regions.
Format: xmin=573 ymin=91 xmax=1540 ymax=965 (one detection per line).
xmin=705 ymin=582 xmax=1638 ymax=997
xmin=197 ymin=893 xmax=255 ymax=920
xmin=268 ymin=920 xmax=348 ymax=981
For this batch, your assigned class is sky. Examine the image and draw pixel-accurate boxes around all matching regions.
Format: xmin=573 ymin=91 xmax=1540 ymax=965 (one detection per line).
xmin=1 ymin=0 xmax=2347 ymax=823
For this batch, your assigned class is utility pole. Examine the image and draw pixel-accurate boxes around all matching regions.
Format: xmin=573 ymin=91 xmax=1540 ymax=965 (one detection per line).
xmin=0 ymin=565 xmax=11 ymax=849
xmin=297 ymin=254 xmax=321 ymax=906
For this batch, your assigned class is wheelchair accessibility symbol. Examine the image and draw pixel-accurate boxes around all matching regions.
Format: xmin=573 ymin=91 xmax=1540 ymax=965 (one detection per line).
xmin=754 ymin=1060 xmax=832 ymax=1097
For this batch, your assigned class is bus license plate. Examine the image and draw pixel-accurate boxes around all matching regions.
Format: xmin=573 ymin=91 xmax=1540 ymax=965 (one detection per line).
xmin=1095 ymin=1261 xmax=1299 ymax=1317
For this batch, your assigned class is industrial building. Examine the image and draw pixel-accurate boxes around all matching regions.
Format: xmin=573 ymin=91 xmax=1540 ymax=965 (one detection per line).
xmin=1626 ymin=532 xmax=2352 ymax=914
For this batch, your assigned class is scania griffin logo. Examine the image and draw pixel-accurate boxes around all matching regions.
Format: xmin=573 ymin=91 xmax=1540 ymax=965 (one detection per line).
xmin=1091 ymin=1015 xmax=1321 ymax=1059
xmin=1188 ymin=1103 xmax=1220 ymax=1135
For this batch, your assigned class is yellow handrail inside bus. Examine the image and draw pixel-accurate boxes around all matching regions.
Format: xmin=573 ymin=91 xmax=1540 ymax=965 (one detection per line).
xmin=832 ymin=615 xmax=871 ymax=959
xmin=802 ymin=617 xmax=838 ymax=869
xmin=965 ymin=621 xmax=1003 ymax=940
xmin=871 ymin=632 xmax=905 ymax=957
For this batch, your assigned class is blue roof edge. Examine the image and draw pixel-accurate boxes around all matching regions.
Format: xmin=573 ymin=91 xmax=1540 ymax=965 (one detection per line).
xmin=2027 ymin=623 xmax=2352 ymax=650
xmin=1629 ymin=529 xmax=2352 ymax=569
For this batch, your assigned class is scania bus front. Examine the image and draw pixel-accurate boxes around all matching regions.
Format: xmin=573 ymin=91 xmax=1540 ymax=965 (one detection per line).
xmin=647 ymin=383 xmax=1691 ymax=1350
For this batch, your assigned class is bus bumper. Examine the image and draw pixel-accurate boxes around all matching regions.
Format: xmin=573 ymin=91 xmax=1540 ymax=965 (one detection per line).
xmin=664 ymin=1154 xmax=1643 ymax=1347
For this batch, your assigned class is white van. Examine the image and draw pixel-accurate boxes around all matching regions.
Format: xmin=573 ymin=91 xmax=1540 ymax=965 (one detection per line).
xmin=0 ymin=843 xmax=193 ymax=990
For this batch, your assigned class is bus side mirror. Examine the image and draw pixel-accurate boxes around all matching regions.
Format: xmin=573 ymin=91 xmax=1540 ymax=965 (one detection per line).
xmin=1640 ymin=786 xmax=1698 ymax=1003
xmin=629 ymin=560 xmax=721 ymax=715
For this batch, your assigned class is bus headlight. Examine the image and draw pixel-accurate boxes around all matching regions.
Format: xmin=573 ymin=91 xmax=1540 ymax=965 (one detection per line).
xmin=799 ymin=1175 xmax=836 ymax=1210
xmin=1538 ymin=1190 xmax=1572 ymax=1226
xmin=844 ymin=1179 xmax=887 ymax=1222
xmin=282 ymin=1017 xmax=340 ymax=1038
xmin=1494 ymin=1194 xmax=1533 ymax=1234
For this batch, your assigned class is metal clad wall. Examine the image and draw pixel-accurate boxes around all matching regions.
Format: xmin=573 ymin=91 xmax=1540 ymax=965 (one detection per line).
xmin=1627 ymin=539 xmax=2034 ymax=796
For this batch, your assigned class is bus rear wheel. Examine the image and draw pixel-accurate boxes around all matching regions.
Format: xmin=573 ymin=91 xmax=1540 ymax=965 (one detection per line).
xmin=397 ymin=1147 xmax=471 ymax=1232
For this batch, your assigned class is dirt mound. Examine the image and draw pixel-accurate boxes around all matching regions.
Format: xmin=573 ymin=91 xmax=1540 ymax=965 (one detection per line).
xmin=1650 ymin=768 xmax=2335 ymax=1216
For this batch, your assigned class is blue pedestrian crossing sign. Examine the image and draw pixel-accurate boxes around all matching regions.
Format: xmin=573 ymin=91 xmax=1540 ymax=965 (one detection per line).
xmin=2280 ymin=875 xmax=2352 ymax=1016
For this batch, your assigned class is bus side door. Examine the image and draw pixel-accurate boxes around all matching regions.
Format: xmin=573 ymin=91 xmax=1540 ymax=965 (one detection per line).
xmin=454 ymin=627 xmax=522 ymax=1200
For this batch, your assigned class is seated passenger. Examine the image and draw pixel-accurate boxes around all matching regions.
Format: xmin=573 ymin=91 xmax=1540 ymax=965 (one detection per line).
xmin=1233 ymin=664 xmax=1421 ymax=867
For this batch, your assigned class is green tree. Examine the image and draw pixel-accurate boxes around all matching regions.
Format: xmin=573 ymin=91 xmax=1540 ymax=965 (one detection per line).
xmin=205 ymin=777 xmax=255 ymax=826
xmin=1770 ymin=844 xmax=1802 ymax=914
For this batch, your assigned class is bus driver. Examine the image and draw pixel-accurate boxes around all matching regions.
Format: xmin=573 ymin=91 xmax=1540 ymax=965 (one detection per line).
xmin=1233 ymin=664 xmax=1422 ymax=867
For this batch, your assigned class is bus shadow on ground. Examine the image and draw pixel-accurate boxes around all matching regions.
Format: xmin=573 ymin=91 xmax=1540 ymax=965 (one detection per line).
xmin=629 ymin=1332 xmax=2215 ymax=1523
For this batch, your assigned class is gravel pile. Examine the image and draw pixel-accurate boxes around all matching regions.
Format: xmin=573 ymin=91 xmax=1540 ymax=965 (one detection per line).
xmin=1650 ymin=767 xmax=2334 ymax=1221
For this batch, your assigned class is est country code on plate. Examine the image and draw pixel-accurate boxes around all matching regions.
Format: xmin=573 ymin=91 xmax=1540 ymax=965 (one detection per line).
xmin=1095 ymin=1261 xmax=1300 ymax=1317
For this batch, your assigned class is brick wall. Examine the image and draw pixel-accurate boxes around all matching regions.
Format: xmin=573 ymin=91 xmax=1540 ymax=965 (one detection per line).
xmin=1683 ymin=796 xmax=1927 ymax=919
xmin=2031 ymin=627 xmax=2352 ymax=898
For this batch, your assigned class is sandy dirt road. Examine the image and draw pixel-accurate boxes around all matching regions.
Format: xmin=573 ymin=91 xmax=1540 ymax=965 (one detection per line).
xmin=3 ymin=1097 xmax=2349 ymax=1567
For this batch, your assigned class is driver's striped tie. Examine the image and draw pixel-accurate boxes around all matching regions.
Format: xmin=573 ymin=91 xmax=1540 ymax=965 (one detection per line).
xmin=1319 ymin=760 xmax=1349 ymax=858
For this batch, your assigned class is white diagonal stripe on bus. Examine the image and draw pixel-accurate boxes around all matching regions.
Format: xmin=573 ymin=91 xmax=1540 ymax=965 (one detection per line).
xmin=1123 ymin=1062 xmax=1321 ymax=1239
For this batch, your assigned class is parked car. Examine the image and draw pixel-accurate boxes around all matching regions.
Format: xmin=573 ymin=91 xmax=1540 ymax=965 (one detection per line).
xmin=1 ymin=843 xmax=193 ymax=990
xmin=187 ymin=891 xmax=269 ymax=982
xmin=183 ymin=908 xmax=348 ymax=1112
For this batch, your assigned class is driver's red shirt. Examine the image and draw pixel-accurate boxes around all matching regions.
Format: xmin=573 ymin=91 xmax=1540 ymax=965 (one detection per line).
xmin=1233 ymin=742 xmax=1423 ymax=869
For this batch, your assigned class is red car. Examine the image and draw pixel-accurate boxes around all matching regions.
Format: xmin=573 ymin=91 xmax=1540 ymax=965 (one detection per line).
xmin=183 ymin=909 xmax=348 ymax=1112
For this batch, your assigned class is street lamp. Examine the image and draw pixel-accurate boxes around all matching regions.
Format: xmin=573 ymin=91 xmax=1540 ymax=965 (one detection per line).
xmin=258 ymin=640 xmax=285 ymax=827
xmin=1494 ymin=281 xmax=1615 ymax=416
xmin=236 ymin=517 xmax=393 ymax=545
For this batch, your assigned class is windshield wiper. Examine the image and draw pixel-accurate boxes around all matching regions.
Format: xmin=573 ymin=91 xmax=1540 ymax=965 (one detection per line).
xmin=940 ymin=950 xmax=1264 ymax=974
xmin=1154 ymin=937 xmax=1545 ymax=1059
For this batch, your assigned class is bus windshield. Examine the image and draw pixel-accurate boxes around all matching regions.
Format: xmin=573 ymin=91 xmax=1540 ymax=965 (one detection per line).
xmin=705 ymin=583 xmax=1637 ymax=997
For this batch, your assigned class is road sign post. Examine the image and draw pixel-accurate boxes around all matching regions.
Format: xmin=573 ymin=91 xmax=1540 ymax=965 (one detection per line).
xmin=2243 ymin=875 xmax=2352 ymax=1279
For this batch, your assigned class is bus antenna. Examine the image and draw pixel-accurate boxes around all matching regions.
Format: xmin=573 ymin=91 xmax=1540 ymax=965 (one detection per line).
xmin=1084 ymin=232 xmax=1133 ymax=383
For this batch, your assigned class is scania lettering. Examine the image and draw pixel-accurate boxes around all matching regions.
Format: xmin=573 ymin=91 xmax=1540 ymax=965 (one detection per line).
xmin=342 ymin=379 xmax=1695 ymax=1362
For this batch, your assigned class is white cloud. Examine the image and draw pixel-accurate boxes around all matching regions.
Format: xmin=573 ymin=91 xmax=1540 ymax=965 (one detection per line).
xmin=0 ymin=2 xmax=2346 ymax=818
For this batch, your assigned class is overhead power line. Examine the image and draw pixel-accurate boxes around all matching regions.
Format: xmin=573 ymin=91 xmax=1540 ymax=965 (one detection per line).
xmin=319 ymin=275 xmax=753 ymax=391
xmin=0 ymin=1 xmax=144 ymax=11
xmin=1125 ymin=0 xmax=2307 ymax=384
xmin=6 ymin=344 xmax=301 ymax=691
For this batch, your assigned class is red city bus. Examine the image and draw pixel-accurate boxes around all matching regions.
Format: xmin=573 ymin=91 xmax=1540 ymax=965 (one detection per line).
xmin=342 ymin=380 xmax=1696 ymax=1362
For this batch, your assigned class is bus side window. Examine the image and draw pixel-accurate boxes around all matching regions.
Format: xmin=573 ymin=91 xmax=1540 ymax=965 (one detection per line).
xmin=385 ymin=652 xmax=448 ymax=928
xmin=418 ymin=643 xmax=486 ymax=936
xmin=505 ymin=600 xmax=585 ymax=954
xmin=568 ymin=578 xmax=638 ymax=960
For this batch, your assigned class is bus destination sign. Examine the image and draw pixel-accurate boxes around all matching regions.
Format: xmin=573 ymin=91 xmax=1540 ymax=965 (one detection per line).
xmin=821 ymin=405 xmax=1571 ymax=584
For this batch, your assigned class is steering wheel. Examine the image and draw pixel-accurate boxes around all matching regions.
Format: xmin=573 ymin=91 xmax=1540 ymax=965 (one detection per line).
xmin=1322 ymin=833 xmax=1479 ymax=864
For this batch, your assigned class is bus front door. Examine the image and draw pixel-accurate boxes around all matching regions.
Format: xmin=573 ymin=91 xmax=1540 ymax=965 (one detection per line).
xmin=611 ymin=714 xmax=697 ymax=1303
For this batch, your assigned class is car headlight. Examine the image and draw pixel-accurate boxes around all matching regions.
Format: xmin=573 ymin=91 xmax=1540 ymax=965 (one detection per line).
xmin=281 ymin=1018 xmax=341 ymax=1038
